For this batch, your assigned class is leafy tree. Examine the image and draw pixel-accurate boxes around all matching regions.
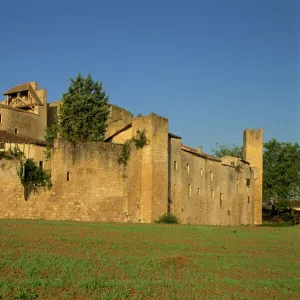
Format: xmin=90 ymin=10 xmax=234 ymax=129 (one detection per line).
xmin=211 ymin=143 xmax=243 ymax=159
xmin=263 ymin=139 xmax=300 ymax=209
xmin=59 ymin=73 xmax=110 ymax=142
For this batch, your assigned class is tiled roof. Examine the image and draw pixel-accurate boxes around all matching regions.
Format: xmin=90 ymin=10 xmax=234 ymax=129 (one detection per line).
xmin=181 ymin=144 xmax=221 ymax=162
xmin=0 ymin=131 xmax=46 ymax=146
xmin=3 ymin=83 xmax=30 ymax=95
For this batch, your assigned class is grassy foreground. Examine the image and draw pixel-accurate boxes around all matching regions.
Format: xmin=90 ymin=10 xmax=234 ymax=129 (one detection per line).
xmin=0 ymin=220 xmax=299 ymax=300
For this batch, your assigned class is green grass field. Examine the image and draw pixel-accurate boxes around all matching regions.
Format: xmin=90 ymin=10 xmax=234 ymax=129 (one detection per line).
xmin=0 ymin=220 xmax=299 ymax=300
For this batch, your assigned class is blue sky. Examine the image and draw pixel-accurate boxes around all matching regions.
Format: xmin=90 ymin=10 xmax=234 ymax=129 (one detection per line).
xmin=0 ymin=0 xmax=298 ymax=152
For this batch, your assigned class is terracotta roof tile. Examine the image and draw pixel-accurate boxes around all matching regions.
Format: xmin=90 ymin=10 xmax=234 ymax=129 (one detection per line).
xmin=0 ymin=131 xmax=46 ymax=146
xmin=3 ymin=83 xmax=30 ymax=95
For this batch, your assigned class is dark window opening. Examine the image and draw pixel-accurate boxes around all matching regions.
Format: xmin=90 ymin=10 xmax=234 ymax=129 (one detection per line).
xmin=39 ymin=161 xmax=44 ymax=170
xmin=67 ymin=172 xmax=70 ymax=181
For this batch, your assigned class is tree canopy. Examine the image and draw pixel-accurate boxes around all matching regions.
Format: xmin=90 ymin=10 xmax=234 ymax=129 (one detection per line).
xmin=263 ymin=139 xmax=300 ymax=204
xmin=211 ymin=143 xmax=243 ymax=159
xmin=59 ymin=73 xmax=110 ymax=142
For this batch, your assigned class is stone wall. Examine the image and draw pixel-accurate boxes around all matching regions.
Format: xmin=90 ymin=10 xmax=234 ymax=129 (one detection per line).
xmin=0 ymin=140 xmax=128 ymax=222
xmin=0 ymin=114 xmax=169 ymax=223
xmin=0 ymin=105 xmax=47 ymax=140
xmin=243 ymin=129 xmax=263 ymax=224
xmin=169 ymin=137 xmax=254 ymax=225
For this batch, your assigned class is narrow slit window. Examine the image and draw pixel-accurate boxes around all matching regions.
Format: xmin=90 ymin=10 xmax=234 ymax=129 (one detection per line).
xmin=220 ymin=193 xmax=223 ymax=207
xmin=39 ymin=161 xmax=44 ymax=170
xmin=14 ymin=128 xmax=18 ymax=134
xmin=210 ymin=171 xmax=213 ymax=181
xmin=200 ymin=168 xmax=203 ymax=177
xmin=67 ymin=172 xmax=70 ymax=181
xmin=187 ymin=164 xmax=190 ymax=174
xmin=198 ymin=188 xmax=200 ymax=195
xmin=188 ymin=184 xmax=192 ymax=197
xmin=247 ymin=196 xmax=250 ymax=204
xmin=174 ymin=161 xmax=177 ymax=170
xmin=0 ymin=114 xmax=2 ymax=123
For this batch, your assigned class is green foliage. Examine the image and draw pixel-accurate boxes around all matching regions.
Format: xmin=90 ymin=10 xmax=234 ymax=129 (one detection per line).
xmin=154 ymin=213 xmax=179 ymax=224
xmin=118 ymin=141 xmax=131 ymax=166
xmin=14 ymin=290 xmax=38 ymax=299
xmin=19 ymin=159 xmax=52 ymax=200
xmin=263 ymin=139 xmax=300 ymax=209
xmin=132 ymin=130 xmax=148 ymax=149
xmin=44 ymin=123 xmax=58 ymax=160
xmin=0 ymin=145 xmax=24 ymax=160
xmin=211 ymin=143 xmax=243 ymax=159
xmin=118 ymin=131 xmax=148 ymax=166
xmin=59 ymin=73 xmax=110 ymax=143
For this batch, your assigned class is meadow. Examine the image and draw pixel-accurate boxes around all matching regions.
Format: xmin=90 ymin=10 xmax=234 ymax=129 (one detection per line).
xmin=0 ymin=219 xmax=299 ymax=299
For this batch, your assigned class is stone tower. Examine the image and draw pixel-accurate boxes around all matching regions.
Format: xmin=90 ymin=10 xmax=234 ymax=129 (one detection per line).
xmin=243 ymin=129 xmax=263 ymax=224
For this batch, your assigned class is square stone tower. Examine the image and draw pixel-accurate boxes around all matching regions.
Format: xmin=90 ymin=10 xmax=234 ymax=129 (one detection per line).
xmin=243 ymin=129 xmax=263 ymax=224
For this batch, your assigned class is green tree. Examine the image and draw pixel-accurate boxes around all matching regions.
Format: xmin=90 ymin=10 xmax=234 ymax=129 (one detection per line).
xmin=263 ymin=139 xmax=300 ymax=210
xmin=211 ymin=143 xmax=243 ymax=159
xmin=59 ymin=73 xmax=110 ymax=142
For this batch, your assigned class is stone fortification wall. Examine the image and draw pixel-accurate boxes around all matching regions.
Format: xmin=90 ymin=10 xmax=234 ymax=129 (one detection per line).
xmin=0 ymin=114 xmax=169 ymax=223
xmin=0 ymin=105 xmax=47 ymax=140
xmin=169 ymin=137 xmax=254 ymax=225
xmin=0 ymin=140 xmax=128 ymax=222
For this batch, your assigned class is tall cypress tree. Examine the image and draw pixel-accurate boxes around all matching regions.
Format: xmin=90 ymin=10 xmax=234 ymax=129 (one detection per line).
xmin=59 ymin=73 xmax=110 ymax=142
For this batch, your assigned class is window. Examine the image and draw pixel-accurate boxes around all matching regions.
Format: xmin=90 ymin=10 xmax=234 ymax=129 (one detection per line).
xmin=188 ymin=184 xmax=192 ymax=197
xmin=246 ymin=178 xmax=251 ymax=187
xmin=210 ymin=171 xmax=213 ymax=181
xmin=187 ymin=164 xmax=190 ymax=174
xmin=174 ymin=161 xmax=177 ymax=170
xmin=220 ymin=193 xmax=223 ymax=207
xmin=39 ymin=161 xmax=44 ymax=170
xmin=247 ymin=196 xmax=250 ymax=204
xmin=14 ymin=128 xmax=18 ymax=134
xmin=200 ymin=168 xmax=203 ymax=177
xmin=198 ymin=188 xmax=200 ymax=195
xmin=67 ymin=172 xmax=70 ymax=181
xmin=0 ymin=114 xmax=2 ymax=123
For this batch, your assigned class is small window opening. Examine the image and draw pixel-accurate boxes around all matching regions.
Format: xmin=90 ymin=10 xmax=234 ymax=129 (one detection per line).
xmin=187 ymin=164 xmax=190 ymax=174
xmin=198 ymin=188 xmax=200 ymax=195
xmin=200 ymin=168 xmax=203 ymax=177
xmin=220 ymin=193 xmax=223 ymax=207
xmin=67 ymin=172 xmax=70 ymax=181
xmin=246 ymin=178 xmax=250 ymax=187
xmin=231 ymin=161 xmax=235 ymax=166
xmin=0 ymin=114 xmax=2 ymax=123
xmin=39 ymin=161 xmax=44 ymax=170
xmin=210 ymin=171 xmax=213 ymax=181
xmin=247 ymin=196 xmax=250 ymax=204
xmin=188 ymin=184 xmax=192 ymax=197
xmin=174 ymin=161 xmax=177 ymax=170
xmin=14 ymin=128 xmax=18 ymax=134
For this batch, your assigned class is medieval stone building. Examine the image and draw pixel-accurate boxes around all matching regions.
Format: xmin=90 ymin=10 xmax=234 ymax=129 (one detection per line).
xmin=0 ymin=82 xmax=263 ymax=225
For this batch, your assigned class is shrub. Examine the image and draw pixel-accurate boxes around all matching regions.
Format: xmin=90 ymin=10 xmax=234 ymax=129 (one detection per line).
xmin=155 ymin=213 xmax=179 ymax=224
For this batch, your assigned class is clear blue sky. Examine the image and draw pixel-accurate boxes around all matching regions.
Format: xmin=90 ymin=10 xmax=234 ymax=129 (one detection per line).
xmin=0 ymin=0 xmax=298 ymax=152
